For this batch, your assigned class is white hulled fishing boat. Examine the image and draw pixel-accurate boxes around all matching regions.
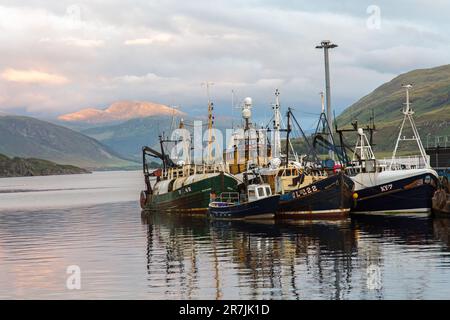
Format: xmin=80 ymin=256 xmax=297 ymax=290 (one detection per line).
xmin=347 ymin=85 xmax=439 ymax=216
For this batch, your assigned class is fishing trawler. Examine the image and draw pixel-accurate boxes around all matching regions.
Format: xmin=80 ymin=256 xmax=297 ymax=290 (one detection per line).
xmin=140 ymin=92 xmax=240 ymax=214
xmin=259 ymin=90 xmax=354 ymax=218
xmin=346 ymin=85 xmax=439 ymax=216
xmin=224 ymin=96 xmax=272 ymax=178
xmin=205 ymin=95 xmax=279 ymax=219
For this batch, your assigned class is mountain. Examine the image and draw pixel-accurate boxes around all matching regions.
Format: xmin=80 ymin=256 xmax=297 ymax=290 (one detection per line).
xmin=81 ymin=116 xmax=174 ymax=160
xmin=0 ymin=154 xmax=90 ymax=177
xmin=0 ymin=115 xmax=137 ymax=169
xmin=58 ymin=101 xmax=184 ymax=124
xmin=336 ymin=64 xmax=450 ymax=154
xmin=80 ymin=115 xmax=234 ymax=161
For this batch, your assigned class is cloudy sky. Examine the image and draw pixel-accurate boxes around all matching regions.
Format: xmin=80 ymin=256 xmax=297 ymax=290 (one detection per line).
xmin=0 ymin=0 xmax=449 ymax=127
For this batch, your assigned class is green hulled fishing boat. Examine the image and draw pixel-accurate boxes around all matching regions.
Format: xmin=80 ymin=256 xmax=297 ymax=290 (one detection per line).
xmin=140 ymin=92 xmax=241 ymax=214
xmin=141 ymin=160 xmax=240 ymax=214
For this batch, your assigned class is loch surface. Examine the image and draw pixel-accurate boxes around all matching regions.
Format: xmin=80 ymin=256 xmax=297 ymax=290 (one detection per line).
xmin=1 ymin=171 xmax=450 ymax=299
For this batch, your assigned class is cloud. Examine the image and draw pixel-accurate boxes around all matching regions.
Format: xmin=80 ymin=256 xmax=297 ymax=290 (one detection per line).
xmin=255 ymin=78 xmax=285 ymax=87
xmin=1 ymin=68 xmax=69 ymax=85
xmin=112 ymin=72 xmax=176 ymax=84
xmin=0 ymin=1 xmax=449 ymax=124
xmin=124 ymin=34 xmax=173 ymax=45
xmin=39 ymin=37 xmax=104 ymax=48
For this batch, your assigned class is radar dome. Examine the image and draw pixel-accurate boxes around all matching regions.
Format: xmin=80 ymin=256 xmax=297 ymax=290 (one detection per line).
xmin=242 ymin=108 xmax=251 ymax=119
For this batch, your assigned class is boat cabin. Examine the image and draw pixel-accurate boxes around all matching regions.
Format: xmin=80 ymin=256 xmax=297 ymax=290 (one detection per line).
xmin=261 ymin=164 xmax=327 ymax=194
xmin=247 ymin=184 xmax=272 ymax=202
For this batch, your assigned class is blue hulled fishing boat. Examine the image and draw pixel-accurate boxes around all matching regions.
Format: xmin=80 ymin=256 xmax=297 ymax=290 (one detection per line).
xmin=208 ymin=183 xmax=279 ymax=220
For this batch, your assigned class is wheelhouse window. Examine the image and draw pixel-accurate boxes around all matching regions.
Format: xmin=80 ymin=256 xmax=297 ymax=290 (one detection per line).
xmin=258 ymin=187 xmax=265 ymax=197
xmin=365 ymin=159 xmax=377 ymax=173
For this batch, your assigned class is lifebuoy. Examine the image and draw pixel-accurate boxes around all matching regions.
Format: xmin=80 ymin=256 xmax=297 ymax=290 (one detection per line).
xmin=140 ymin=191 xmax=148 ymax=209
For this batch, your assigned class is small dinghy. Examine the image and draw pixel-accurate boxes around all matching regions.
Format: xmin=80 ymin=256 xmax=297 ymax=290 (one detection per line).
xmin=208 ymin=184 xmax=280 ymax=220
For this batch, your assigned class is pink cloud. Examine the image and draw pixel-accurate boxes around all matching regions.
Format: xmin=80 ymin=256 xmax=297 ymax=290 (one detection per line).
xmin=1 ymin=68 xmax=69 ymax=85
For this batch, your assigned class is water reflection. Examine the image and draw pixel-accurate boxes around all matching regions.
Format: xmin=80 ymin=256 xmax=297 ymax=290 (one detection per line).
xmin=352 ymin=215 xmax=435 ymax=245
xmin=433 ymin=217 xmax=450 ymax=251
xmin=2 ymin=171 xmax=449 ymax=299
xmin=1 ymin=197 xmax=450 ymax=299
xmin=142 ymin=214 xmax=353 ymax=299
xmin=140 ymin=212 xmax=450 ymax=299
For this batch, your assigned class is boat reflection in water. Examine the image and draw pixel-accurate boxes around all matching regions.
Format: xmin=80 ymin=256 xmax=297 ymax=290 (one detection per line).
xmin=140 ymin=209 xmax=450 ymax=299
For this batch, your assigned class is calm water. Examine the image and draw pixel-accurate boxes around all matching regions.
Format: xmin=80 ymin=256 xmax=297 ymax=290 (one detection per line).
xmin=1 ymin=171 xmax=450 ymax=299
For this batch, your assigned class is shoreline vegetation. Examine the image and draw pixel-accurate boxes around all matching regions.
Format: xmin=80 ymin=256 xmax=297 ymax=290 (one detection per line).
xmin=0 ymin=154 xmax=90 ymax=178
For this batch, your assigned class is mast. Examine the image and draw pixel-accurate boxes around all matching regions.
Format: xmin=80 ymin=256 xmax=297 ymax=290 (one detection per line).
xmin=202 ymin=81 xmax=214 ymax=164
xmin=178 ymin=118 xmax=191 ymax=164
xmin=256 ymin=127 xmax=260 ymax=166
xmin=245 ymin=117 xmax=250 ymax=166
xmin=242 ymin=97 xmax=252 ymax=168
xmin=353 ymin=128 xmax=375 ymax=162
xmin=390 ymin=84 xmax=430 ymax=169
xmin=273 ymin=89 xmax=282 ymax=158
xmin=170 ymin=105 xmax=179 ymax=130
xmin=159 ymin=135 xmax=166 ymax=172
xmin=285 ymin=108 xmax=291 ymax=165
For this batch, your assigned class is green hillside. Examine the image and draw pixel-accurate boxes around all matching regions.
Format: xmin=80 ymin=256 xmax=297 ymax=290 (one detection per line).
xmin=0 ymin=115 xmax=137 ymax=169
xmin=336 ymin=64 xmax=450 ymax=153
xmin=0 ymin=154 xmax=90 ymax=177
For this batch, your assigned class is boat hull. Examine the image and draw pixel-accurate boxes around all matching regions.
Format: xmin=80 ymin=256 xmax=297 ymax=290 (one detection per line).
xmin=208 ymin=195 xmax=280 ymax=220
xmin=142 ymin=173 xmax=239 ymax=214
xmin=276 ymin=172 xmax=354 ymax=219
xmin=351 ymin=171 xmax=439 ymax=216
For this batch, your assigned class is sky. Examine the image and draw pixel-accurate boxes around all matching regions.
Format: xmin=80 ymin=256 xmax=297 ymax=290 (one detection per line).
xmin=0 ymin=0 xmax=449 ymax=128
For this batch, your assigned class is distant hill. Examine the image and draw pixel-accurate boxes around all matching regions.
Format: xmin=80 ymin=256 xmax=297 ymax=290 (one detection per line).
xmin=336 ymin=64 xmax=450 ymax=153
xmin=80 ymin=115 xmax=234 ymax=161
xmin=0 ymin=115 xmax=137 ymax=169
xmin=0 ymin=154 xmax=90 ymax=177
xmin=81 ymin=116 xmax=174 ymax=160
xmin=58 ymin=101 xmax=184 ymax=124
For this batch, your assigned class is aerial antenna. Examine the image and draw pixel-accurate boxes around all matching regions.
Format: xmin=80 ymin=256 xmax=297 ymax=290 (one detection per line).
xmin=201 ymin=81 xmax=214 ymax=105
xmin=272 ymin=88 xmax=282 ymax=158
xmin=402 ymin=84 xmax=413 ymax=114
xmin=170 ymin=105 xmax=179 ymax=130
xmin=241 ymin=97 xmax=253 ymax=168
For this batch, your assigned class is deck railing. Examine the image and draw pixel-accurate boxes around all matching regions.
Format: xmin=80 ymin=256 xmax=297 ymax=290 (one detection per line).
xmin=216 ymin=192 xmax=241 ymax=203
xmin=378 ymin=155 xmax=430 ymax=170
xmin=163 ymin=163 xmax=227 ymax=179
